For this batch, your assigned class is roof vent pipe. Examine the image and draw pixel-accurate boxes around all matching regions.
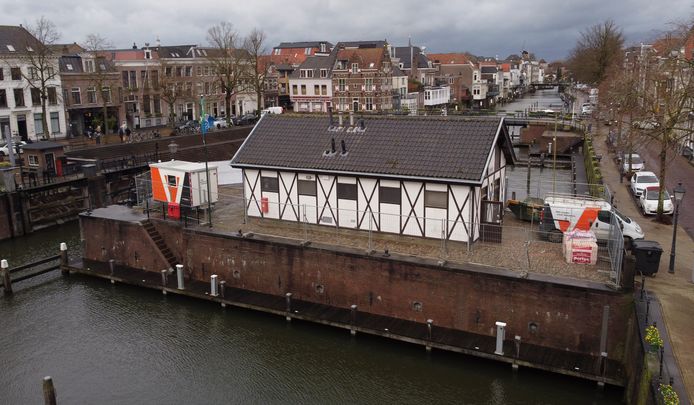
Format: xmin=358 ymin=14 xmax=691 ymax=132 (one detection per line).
xmin=331 ymin=138 xmax=336 ymax=154
xmin=341 ymin=140 xmax=347 ymax=155
xmin=328 ymin=106 xmax=334 ymax=128
xmin=349 ymin=111 xmax=354 ymax=127
xmin=358 ymin=118 xmax=365 ymax=130
xmin=338 ymin=112 xmax=344 ymax=127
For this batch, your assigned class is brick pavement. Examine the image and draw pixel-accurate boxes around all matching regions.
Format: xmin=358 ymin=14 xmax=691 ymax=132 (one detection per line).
xmin=592 ymin=120 xmax=694 ymax=402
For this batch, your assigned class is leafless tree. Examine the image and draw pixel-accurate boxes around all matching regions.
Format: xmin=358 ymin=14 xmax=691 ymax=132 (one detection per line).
xmin=158 ymin=59 xmax=186 ymax=128
xmin=206 ymin=22 xmax=243 ymax=126
xmin=568 ymin=20 xmax=624 ymax=85
xmin=633 ymin=40 xmax=694 ymax=219
xmin=23 ymin=17 xmax=60 ymax=139
xmin=82 ymin=34 xmax=116 ymax=135
xmin=243 ymin=28 xmax=267 ymax=113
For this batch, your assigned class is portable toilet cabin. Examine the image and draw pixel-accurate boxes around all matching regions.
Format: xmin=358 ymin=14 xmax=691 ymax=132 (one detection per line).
xmin=149 ymin=160 xmax=218 ymax=219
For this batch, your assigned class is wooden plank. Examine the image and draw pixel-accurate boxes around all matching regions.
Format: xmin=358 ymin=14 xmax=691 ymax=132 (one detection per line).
xmin=11 ymin=255 xmax=61 ymax=273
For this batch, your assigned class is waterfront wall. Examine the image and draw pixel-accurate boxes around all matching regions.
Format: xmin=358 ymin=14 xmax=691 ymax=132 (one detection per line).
xmin=80 ymin=213 xmax=633 ymax=365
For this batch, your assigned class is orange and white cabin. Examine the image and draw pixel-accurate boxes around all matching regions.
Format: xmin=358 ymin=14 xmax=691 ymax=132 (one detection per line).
xmin=149 ymin=160 xmax=219 ymax=208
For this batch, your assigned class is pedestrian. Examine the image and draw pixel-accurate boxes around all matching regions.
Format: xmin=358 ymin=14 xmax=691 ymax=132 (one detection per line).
xmin=118 ymin=126 xmax=124 ymax=143
xmin=125 ymin=127 xmax=131 ymax=142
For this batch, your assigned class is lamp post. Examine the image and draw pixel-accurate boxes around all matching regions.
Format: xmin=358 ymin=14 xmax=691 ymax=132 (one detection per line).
xmin=168 ymin=140 xmax=178 ymax=161
xmin=668 ymin=182 xmax=686 ymax=274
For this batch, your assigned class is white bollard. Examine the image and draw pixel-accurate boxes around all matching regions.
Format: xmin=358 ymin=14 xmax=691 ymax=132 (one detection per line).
xmin=495 ymin=321 xmax=506 ymax=355
xmin=210 ymin=274 xmax=218 ymax=296
xmin=176 ymin=264 xmax=184 ymax=290
xmin=60 ymin=242 xmax=67 ymax=252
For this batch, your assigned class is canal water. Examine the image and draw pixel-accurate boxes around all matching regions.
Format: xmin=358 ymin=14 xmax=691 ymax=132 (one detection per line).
xmin=0 ymin=223 xmax=623 ymax=404
xmin=502 ymin=88 xmax=567 ymax=114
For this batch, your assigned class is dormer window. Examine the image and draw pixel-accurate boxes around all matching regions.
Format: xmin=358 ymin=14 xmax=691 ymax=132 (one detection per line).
xmin=399 ymin=63 xmax=404 ymax=69
xmin=274 ymin=48 xmax=280 ymax=55
xmin=26 ymin=46 xmax=33 ymax=52
xmin=144 ymin=50 xmax=152 ymax=59
xmin=6 ymin=45 xmax=15 ymax=52
xmin=305 ymin=47 xmax=311 ymax=55
xmin=320 ymin=68 xmax=328 ymax=78
xmin=351 ymin=63 xmax=358 ymax=74
xmin=66 ymin=64 xmax=73 ymax=71
xmin=320 ymin=43 xmax=326 ymax=53
xmin=299 ymin=69 xmax=313 ymax=78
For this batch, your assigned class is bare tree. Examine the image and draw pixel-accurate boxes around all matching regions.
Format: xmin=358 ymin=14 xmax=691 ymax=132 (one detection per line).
xmin=158 ymin=59 xmax=185 ymax=129
xmin=633 ymin=42 xmax=694 ymax=219
xmin=568 ymin=20 xmax=624 ymax=85
xmin=206 ymin=22 xmax=243 ymax=126
xmin=82 ymin=34 xmax=116 ymax=135
xmin=23 ymin=17 xmax=60 ymax=139
xmin=243 ymin=28 xmax=267 ymax=113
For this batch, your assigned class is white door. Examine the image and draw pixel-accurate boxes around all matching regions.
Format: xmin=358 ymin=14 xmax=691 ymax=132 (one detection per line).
xmin=592 ymin=210 xmax=612 ymax=240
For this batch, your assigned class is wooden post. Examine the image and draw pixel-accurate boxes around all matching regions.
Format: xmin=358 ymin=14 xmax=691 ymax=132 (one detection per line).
xmin=42 ymin=376 xmax=56 ymax=405
xmin=176 ymin=264 xmax=184 ymax=290
xmin=60 ymin=242 xmax=68 ymax=276
xmin=160 ymin=270 xmax=167 ymax=295
xmin=1 ymin=259 xmax=11 ymax=295
xmin=219 ymin=281 xmax=226 ymax=308
xmin=108 ymin=259 xmax=115 ymax=276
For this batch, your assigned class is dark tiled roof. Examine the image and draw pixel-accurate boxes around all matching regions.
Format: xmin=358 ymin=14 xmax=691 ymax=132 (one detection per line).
xmin=276 ymin=41 xmax=332 ymax=49
xmin=337 ymin=41 xmax=387 ymax=49
xmin=59 ymin=56 xmax=84 ymax=73
xmin=392 ymin=46 xmax=431 ymax=69
xmin=0 ymin=25 xmax=42 ymax=55
xmin=290 ymin=49 xmax=338 ymax=78
xmin=232 ymin=115 xmax=511 ymax=183
xmin=481 ymin=66 xmax=498 ymax=74
xmin=22 ymin=141 xmax=64 ymax=150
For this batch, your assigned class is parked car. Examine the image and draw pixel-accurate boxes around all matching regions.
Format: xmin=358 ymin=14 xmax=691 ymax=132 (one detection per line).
xmin=213 ymin=117 xmax=230 ymax=129
xmin=633 ymin=119 xmax=659 ymax=130
xmin=235 ymin=113 xmax=258 ymax=126
xmin=630 ymin=171 xmax=659 ymax=197
xmin=639 ymin=187 xmax=674 ymax=216
xmin=0 ymin=140 xmax=26 ymax=156
xmin=177 ymin=120 xmax=199 ymax=130
xmin=261 ymin=106 xmax=283 ymax=115
xmin=620 ymin=153 xmax=644 ymax=173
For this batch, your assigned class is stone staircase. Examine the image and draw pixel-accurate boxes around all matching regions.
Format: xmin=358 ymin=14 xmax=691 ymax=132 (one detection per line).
xmin=142 ymin=220 xmax=177 ymax=269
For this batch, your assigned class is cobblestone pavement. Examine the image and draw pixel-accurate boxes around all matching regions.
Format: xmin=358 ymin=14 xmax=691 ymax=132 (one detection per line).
xmin=591 ymin=115 xmax=694 ymax=402
xmin=210 ymin=185 xmax=612 ymax=283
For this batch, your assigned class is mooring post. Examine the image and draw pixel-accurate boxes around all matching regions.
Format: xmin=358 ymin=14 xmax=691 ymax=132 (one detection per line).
xmin=59 ymin=242 xmax=68 ymax=276
xmin=219 ymin=281 xmax=226 ymax=307
xmin=42 ymin=376 xmax=56 ymax=405
xmin=176 ymin=264 xmax=184 ymax=290
xmin=426 ymin=319 xmax=434 ymax=352
xmin=350 ymin=304 xmax=357 ymax=336
xmin=513 ymin=335 xmax=521 ymax=370
xmin=210 ymin=274 xmax=218 ymax=297
xmin=1 ymin=259 xmax=12 ymax=295
xmin=285 ymin=292 xmax=292 ymax=322
xmin=160 ymin=270 xmax=167 ymax=295
xmin=108 ymin=259 xmax=115 ymax=276
xmin=598 ymin=351 xmax=608 ymax=388
xmin=495 ymin=321 xmax=506 ymax=355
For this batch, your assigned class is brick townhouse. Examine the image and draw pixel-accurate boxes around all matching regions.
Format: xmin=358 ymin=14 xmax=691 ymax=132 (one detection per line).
xmin=331 ymin=41 xmax=393 ymax=112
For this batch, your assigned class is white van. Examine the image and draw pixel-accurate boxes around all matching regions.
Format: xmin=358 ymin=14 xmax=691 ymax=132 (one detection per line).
xmin=539 ymin=194 xmax=644 ymax=247
xmin=261 ymin=106 xmax=283 ymax=115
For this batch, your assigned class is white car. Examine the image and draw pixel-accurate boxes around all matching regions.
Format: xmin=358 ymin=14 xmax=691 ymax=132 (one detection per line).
xmin=622 ymin=153 xmax=644 ymax=173
xmin=0 ymin=140 xmax=26 ymax=156
xmin=630 ymin=171 xmax=659 ymax=197
xmin=213 ymin=117 xmax=230 ymax=129
xmin=639 ymin=187 xmax=674 ymax=215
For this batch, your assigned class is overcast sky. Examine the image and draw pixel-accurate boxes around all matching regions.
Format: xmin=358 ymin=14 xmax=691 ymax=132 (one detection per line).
xmin=1 ymin=0 xmax=691 ymax=61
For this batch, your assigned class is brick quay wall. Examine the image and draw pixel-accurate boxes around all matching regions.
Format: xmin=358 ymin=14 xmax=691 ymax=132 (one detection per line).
xmin=80 ymin=212 xmax=634 ymax=369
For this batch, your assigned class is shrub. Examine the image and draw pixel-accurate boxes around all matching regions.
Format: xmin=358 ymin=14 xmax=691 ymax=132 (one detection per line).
xmin=659 ymin=384 xmax=679 ymax=405
xmin=645 ymin=325 xmax=664 ymax=349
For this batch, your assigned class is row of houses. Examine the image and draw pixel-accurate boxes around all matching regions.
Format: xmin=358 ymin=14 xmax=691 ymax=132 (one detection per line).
xmin=0 ymin=24 xmax=547 ymax=142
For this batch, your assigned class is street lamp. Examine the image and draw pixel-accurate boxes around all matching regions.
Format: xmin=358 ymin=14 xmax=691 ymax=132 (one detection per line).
xmin=168 ymin=140 xmax=178 ymax=161
xmin=668 ymin=182 xmax=686 ymax=273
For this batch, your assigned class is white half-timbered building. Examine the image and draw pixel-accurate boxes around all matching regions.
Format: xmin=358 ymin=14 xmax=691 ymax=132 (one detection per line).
xmin=231 ymin=113 xmax=515 ymax=243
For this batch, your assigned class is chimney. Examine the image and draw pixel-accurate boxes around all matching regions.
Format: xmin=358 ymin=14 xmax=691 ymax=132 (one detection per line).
xmin=331 ymin=138 xmax=336 ymax=154
xmin=328 ymin=106 xmax=334 ymax=127
xmin=338 ymin=112 xmax=344 ymax=127
xmin=358 ymin=118 xmax=365 ymax=131
xmin=340 ymin=140 xmax=347 ymax=155
xmin=156 ymin=36 xmax=161 ymax=49
xmin=349 ymin=111 xmax=354 ymax=127
xmin=132 ymin=42 xmax=137 ymax=50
